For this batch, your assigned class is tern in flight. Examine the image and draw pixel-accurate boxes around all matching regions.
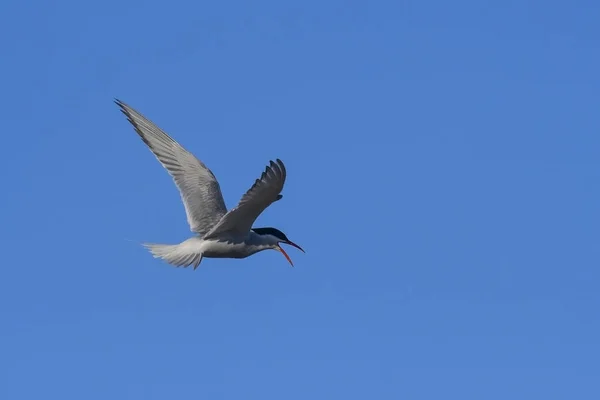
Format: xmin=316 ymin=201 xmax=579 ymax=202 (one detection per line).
xmin=115 ymin=99 xmax=304 ymax=269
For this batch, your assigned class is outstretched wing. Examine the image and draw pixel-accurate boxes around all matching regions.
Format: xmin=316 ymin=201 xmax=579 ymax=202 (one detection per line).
xmin=204 ymin=159 xmax=286 ymax=238
xmin=116 ymin=99 xmax=228 ymax=235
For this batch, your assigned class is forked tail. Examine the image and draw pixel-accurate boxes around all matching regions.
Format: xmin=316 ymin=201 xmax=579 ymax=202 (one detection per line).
xmin=143 ymin=242 xmax=203 ymax=270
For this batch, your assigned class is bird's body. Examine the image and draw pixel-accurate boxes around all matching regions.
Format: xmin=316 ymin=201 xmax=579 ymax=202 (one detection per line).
xmin=115 ymin=99 xmax=304 ymax=269
xmin=145 ymin=231 xmax=281 ymax=264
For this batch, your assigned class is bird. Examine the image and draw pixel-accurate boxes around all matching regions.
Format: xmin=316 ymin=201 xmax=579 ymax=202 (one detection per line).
xmin=115 ymin=99 xmax=304 ymax=270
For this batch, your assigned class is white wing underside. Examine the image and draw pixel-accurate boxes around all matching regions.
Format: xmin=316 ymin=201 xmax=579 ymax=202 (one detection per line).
xmin=117 ymin=100 xmax=287 ymax=238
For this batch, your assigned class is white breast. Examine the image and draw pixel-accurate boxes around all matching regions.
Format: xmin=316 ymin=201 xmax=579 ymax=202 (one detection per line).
xmin=199 ymin=238 xmax=261 ymax=259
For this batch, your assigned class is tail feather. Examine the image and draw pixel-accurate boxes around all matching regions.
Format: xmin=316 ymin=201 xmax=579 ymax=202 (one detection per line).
xmin=143 ymin=242 xmax=203 ymax=270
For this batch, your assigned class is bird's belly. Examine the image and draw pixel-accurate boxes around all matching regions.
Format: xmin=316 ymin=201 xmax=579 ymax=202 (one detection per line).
xmin=200 ymin=239 xmax=253 ymax=259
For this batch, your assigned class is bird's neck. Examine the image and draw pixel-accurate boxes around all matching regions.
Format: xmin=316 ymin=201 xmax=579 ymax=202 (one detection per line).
xmin=246 ymin=231 xmax=278 ymax=254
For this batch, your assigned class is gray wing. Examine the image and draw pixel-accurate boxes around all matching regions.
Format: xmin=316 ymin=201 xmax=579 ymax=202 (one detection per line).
xmin=204 ymin=159 xmax=286 ymax=238
xmin=116 ymin=99 xmax=228 ymax=235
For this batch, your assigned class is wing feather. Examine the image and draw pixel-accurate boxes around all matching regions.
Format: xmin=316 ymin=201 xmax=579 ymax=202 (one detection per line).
xmin=116 ymin=99 xmax=227 ymax=235
xmin=204 ymin=159 xmax=287 ymax=238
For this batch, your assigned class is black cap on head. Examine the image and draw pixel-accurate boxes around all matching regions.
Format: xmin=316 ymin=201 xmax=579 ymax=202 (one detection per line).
xmin=252 ymin=227 xmax=289 ymax=241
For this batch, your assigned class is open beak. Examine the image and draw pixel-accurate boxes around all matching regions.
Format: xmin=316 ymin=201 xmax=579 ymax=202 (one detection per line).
xmin=276 ymin=240 xmax=305 ymax=267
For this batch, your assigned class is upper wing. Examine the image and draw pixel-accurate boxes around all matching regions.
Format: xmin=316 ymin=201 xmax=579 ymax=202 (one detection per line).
xmin=204 ymin=159 xmax=286 ymax=238
xmin=116 ymin=99 xmax=228 ymax=235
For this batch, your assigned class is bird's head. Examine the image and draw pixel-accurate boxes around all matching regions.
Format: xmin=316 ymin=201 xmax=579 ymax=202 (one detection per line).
xmin=252 ymin=227 xmax=305 ymax=267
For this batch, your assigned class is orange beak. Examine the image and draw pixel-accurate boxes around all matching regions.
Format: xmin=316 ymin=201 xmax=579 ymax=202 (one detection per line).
xmin=276 ymin=240 xmax=305 ymax=267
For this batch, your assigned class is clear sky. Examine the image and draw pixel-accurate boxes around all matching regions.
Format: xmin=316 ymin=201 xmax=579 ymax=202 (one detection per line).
xmin=1 ymin=0 xmax=599 ymax=398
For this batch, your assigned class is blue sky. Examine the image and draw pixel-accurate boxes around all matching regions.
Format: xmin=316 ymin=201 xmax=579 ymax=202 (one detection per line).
xmin=1 ymin=0 xmax=599 ymax=398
